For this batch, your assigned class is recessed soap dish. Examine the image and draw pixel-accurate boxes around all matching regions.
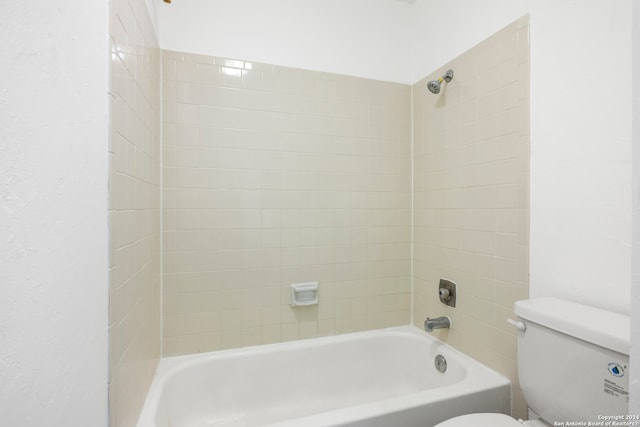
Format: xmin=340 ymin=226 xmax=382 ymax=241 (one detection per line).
xmin=289 ymin=282 xmax=319 ymax=306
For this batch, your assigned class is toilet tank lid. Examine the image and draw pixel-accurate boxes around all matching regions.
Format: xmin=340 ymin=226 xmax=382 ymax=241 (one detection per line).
xmin=514 ymin=298 xmax=629 ymax=356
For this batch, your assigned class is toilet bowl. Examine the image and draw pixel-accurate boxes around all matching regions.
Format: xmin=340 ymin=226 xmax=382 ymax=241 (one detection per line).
xmin=434 ymin=413 xmax=550 ymax=427
xmin=434 ymin=413 xmax=523 ymax=426
xmin=434 ymin=298 xmax=630 ymax=427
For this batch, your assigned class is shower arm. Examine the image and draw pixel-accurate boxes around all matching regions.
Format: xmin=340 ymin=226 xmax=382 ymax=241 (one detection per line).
xmin=440 ymin=70 xmax=454 ymax=83
xmin=426 ymin=69 xmax=454 ymax=94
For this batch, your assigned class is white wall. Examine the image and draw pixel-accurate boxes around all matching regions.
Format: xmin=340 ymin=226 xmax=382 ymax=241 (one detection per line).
xmin=408 ymin=0 xmax=528 ymax=82
xmin=157 ymin=0 xmax=414 ymax=83
xmin=410 ymin=0 xmax=633 ymax=315
xmin=0 ymin=2 xmax=109 ymax=426
xmin=630 ymin=0 xmax=640 ymax=416
xmin=526 ymin=1 xmax=632 ymax=315
xmin=145 ymin=0 xmax=159 ymax=37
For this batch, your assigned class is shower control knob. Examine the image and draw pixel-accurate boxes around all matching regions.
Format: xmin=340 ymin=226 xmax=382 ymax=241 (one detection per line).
xmin=438 ymin=278 xmax=456 ymax=307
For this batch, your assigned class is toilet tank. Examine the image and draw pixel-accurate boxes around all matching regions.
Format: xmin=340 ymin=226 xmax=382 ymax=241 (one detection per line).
xmin=515 ymin=298 xmax=629 ymax=424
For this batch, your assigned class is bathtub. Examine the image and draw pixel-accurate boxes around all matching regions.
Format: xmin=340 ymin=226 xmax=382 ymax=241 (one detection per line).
xmin=137 ymin=326 xmax=510 ymax=427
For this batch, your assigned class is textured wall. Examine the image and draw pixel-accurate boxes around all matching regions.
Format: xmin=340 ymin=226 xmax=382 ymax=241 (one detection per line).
xmin=0 ymin=2 xmax=109 ymax=425
xmin=412 ymin=17 xmax=530 ymax=418
xmin=108 ymin=0 xmax=161 ymax=426
xmin=161 ymin=51 xmax=411 ymax=355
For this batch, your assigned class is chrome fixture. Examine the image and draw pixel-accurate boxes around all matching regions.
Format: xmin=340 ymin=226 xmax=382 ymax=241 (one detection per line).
xmin=434 ymin=354 xmax=447 ymax=373
xmin=424 ymin=316 xmax=451 ymax=332
xmin=427 ymin=69 xmax=454 ymax=94
xmin=507 ymin=318 xmax=527 ymax=332
xmin=438 ymin=278 xmax=456 ymax=307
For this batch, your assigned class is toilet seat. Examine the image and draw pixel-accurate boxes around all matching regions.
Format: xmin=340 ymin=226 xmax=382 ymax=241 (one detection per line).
xmin=434 ymin=413 xmax=524 ymax=427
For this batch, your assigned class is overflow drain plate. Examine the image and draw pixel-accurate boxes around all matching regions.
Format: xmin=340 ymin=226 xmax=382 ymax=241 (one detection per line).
xmin=435 ymin=354 xmax=447 ymax=373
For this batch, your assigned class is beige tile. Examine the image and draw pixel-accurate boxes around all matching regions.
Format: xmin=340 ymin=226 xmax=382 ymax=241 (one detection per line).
xmin=109 ymin=2 xmax=161 ymax=426
xmin=161 ymin=47 xmax=422 ymax=363
xmin=176 ymin=61 xmax=198 ymax=83
xmin=412 ymin=16 xmax=529 ymax=401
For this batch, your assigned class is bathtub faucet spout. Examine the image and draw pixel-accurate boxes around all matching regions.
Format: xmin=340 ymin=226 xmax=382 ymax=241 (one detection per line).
xmin=424 ymin=316 xmax=450 ymax=332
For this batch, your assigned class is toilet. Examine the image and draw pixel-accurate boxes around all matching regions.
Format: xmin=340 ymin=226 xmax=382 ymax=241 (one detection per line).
xmin=435 ymin=297 xmax=630 ymax=427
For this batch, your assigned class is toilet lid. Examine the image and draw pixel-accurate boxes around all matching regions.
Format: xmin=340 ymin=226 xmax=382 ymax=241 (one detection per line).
xmin=435 ymin=413 xmax=523 ymax=427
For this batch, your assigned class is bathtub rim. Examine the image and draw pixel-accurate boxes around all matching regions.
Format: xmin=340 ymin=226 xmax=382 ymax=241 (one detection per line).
xmin=155 ymin=325 xmax=507 ymax=376
xmin=137 ymin=325 xmax=511 ymax=427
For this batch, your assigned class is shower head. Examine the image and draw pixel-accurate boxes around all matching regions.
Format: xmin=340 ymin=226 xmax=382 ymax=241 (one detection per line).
xmin=427 ymin=70 xmax=454 ymax=94
xmin=427 ymin=80 xmax=442 ymax=94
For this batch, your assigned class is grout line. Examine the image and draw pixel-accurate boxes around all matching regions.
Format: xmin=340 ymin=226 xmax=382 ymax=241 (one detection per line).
xmin=159 ymin=49 xmax=164 ymax=357
xmin=410 ymin=84 xmax=414 ymax=327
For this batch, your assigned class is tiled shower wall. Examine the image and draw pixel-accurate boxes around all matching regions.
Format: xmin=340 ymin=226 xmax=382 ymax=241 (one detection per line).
xmin=412 ymin=17 xmax=530 ymax=418
xmin=108 ymin=1 xmax=161 ymax=426
xmin=162 ymin=51 xmax=412 ymax=355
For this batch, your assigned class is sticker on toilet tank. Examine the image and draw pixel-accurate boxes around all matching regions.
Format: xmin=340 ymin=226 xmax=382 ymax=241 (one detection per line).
xmin=608 ymin=363 xmax=625 ymax=377
xmin=604 ymin=362 xmax=628 ymax=402
xmin=604 ymin=379 xmax=628 ymax=399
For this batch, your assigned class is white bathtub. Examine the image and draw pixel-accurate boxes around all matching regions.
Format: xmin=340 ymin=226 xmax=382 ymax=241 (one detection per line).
xmin=137 ymin=326 xmax=510 ymax=427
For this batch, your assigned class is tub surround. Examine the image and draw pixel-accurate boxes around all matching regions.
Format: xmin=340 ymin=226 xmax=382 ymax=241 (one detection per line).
xmin=108 ymin=1 xmax=162 ymax=426
xmin=162 ymin=51 xmax=412 ymax=355
xmin=118 ymin=15 xmax=534 ymax=426
xmin=412 ymin=17 xmax=530 ymax=418
xmin=159 ymin=15 xmax=530 ymax=416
